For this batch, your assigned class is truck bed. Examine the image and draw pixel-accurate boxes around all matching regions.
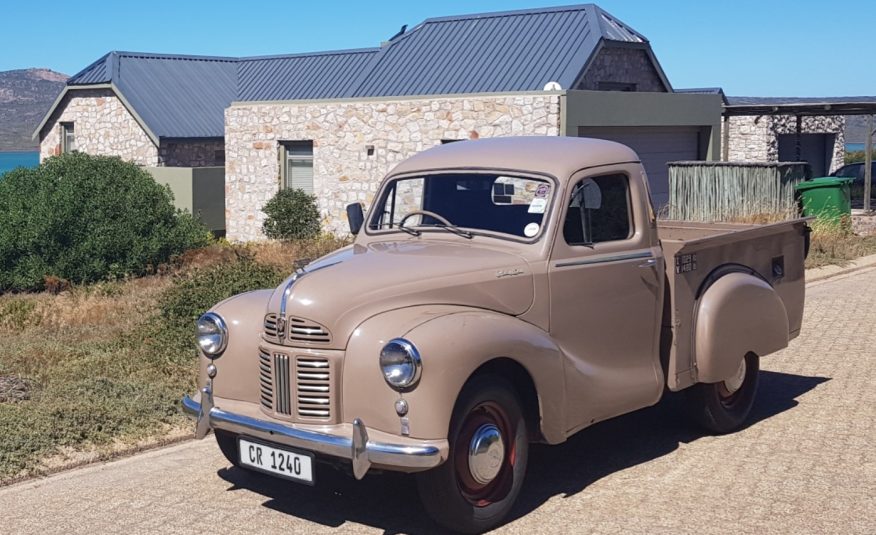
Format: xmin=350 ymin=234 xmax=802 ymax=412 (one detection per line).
xmin=656 ymin=219 xmax=809 ymax=391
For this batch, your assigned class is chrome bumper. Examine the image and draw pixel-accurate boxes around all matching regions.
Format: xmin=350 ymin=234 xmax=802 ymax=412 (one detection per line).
xmin=181 ymin=393 xmax=445 ymax=479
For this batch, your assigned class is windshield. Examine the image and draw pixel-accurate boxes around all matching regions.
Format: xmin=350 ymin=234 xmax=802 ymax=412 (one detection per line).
xmin=368 ymin=173 xmax=553 ymax=239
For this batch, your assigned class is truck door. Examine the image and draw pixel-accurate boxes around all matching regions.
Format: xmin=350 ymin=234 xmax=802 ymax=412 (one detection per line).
xmin=548 ymin=164 xmax=665 ymax=432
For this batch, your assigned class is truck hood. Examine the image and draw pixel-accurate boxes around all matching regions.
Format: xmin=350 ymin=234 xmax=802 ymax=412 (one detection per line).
xmin=266 ymin=240 xmax=534 ymax=349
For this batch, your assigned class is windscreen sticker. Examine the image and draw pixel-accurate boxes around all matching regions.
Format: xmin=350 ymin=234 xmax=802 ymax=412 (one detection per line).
xmin=535 ymin=184 xmax=550 ymax=198
xmin=528 ymin=197 xmax=547 ymax=214
xmin=524 ymin=222 xmax=540 ymax=237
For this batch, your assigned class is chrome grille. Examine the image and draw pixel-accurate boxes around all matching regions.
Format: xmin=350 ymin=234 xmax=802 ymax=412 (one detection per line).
xmin=263 ymin=314 xmax=279 ymax=338
xmin=288 ymin=317 xmax=331 ymax=344
xmin=296 ymin=357 xmax=331 ymax=419
xmin=273 ymin=353 xmax=292 ymax=415
xmin=258 ymin=348 xmax=272 ymax=410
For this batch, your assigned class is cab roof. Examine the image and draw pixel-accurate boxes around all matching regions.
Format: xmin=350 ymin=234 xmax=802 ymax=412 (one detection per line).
xmin=388 ymin=137 xmax=641 ymax=181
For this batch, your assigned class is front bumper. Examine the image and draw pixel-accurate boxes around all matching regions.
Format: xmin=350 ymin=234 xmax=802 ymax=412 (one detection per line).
xmin=181 ymin=393 xmax=447 ymax=479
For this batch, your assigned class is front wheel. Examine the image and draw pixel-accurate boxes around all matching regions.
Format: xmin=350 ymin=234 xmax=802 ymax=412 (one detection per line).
xmin=686 ymin=352 xmax=760 ymax=434
xmin=416 ymin=376 xmax=528 ymax=534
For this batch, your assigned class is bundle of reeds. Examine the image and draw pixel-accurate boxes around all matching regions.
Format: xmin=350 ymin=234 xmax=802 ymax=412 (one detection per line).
xmin=667 ymin=161 xmax=808 ymax=222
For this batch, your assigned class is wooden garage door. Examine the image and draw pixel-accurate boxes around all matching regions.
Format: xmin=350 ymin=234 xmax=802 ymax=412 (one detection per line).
xmin=577 ymin=126 xmax=702 ymax=208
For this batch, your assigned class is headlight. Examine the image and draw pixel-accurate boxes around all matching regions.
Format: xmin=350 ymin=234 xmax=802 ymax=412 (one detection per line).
xmin=196 ymin=312 xmax=228 ymax=358
xmin=379 ymin=338 xmax=422 ymax=390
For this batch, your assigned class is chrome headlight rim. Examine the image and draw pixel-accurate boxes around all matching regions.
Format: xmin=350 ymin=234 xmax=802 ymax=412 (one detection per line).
xmin=196 ymin=312 xmax=228 ymax=358
xmin=379 ymin=337 xmax=422 ymax=391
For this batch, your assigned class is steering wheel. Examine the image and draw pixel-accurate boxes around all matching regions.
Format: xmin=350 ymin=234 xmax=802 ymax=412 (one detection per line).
xmin=398 ymin=210 xmax=455 ymax=228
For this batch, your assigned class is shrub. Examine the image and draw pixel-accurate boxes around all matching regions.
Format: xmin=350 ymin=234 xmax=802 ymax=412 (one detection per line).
xmin=154 ymin=255 xmax=286 ymax=362
xmin=262 ymin=188 xmax=321 ymax=240
xmin=0 ymin=153 xmax=210 ymax=291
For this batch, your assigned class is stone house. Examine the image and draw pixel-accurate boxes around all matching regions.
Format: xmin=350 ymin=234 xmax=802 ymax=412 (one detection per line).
xmin=34 ymin=52 xmax=234 ymax=167
xmin=678 ymin=90 xmax=845 ymax=176
xmin=37 ymin=4 xmax=727 ymax=241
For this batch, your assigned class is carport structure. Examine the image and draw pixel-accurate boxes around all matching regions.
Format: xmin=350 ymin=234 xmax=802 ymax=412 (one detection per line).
xmin=722 ymin=99 xmax=876 ymax=212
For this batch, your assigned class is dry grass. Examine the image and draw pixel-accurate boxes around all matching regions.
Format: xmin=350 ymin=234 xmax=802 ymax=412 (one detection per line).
xmin=0 ymin=236 xmax=349 ymax=484
xmin=805 ymin=221 xmax=876 ymax=269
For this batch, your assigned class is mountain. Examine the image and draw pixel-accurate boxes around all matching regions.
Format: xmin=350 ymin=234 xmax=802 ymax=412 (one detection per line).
xmin=0 ymin=68 xmax=68 ymax=151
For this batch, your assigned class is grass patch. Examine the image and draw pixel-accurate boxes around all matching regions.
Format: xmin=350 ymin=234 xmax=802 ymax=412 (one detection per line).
xmin=0 ymin=238 xmax=346 ymax=483
xmin=805 ymin=221 xmax=876 ymax=269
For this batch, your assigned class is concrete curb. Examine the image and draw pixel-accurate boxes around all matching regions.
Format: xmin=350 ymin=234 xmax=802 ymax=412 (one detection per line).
xmin=805 ymin=253 xmax=876 ymax=284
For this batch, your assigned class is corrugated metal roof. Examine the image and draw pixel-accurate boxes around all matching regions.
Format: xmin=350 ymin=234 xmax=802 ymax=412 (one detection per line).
xmin=352 ymin=3 xmax=646 ymax=97
xmin=68 ymin=53 xmax=112 ymax=85
xmin=238 ymin=49 xmax=379 ymax=101
xmin=113 ymin=53 xmax=237 ymax=138
xmin=54 ymin=3 xmax=664 ymax=139
xmin=727 ymin=95 xmax=876 ymax=105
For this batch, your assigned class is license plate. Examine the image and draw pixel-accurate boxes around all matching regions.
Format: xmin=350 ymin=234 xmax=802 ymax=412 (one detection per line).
xmin=238 ymin=437 xmax=314 ymax=484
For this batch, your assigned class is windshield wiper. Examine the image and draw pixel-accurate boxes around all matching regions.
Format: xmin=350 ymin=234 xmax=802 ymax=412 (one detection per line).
xmin=397 ymin=225 xmax=421 ymax=237
xmin=439 ymin=224 xmax=474 ymax=239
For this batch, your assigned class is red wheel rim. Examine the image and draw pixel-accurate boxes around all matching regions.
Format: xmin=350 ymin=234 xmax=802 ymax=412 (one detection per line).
xmin=452 ymin=401 xmax=516 ymax=507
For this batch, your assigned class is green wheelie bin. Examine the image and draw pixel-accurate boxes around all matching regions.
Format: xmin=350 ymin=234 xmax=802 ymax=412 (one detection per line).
xmin=795 ymin=176 xmax=853 ymax=225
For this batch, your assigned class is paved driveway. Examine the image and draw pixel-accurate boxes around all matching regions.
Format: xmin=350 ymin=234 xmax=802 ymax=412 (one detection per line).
xmin=2 ymin=268 xmax=875 ymax=534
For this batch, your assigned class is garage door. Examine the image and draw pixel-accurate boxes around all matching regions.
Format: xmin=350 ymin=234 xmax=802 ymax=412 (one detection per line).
xmin=577 ymin=126 xmax=702 ymax=208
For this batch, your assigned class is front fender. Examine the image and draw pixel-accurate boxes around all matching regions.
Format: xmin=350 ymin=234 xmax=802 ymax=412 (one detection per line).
xmin=199 ymin=289 xmax=273 ymax=402
xmin=695 ymin=272 xmax=789 ymax=383
xmin=343 ymin=307 xmax=566 ymax=443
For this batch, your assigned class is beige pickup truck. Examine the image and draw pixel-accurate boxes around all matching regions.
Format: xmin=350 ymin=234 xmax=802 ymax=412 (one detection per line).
xmin=183 ymin=137 xmax=807 ymax=533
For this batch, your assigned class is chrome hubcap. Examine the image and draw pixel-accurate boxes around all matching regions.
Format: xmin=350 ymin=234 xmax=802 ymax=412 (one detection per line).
xmin=723 ymin=358 xmax=747 ymax=394
xmin=468 ymin=424 xmax=505 ymax=485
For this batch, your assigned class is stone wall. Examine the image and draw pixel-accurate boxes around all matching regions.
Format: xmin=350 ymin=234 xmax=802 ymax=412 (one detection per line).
xmin=39 ymin=89 xmax=158 ymax=165
xmin=225 ymin=94 xmax=561 ymax=241
xmin=159 ymin=140 xmax=226 ymax=167
xmin=724 ymin=114 xmax=845 ymax=172
xmin=576 ymin=47 xmax=667 ymax=92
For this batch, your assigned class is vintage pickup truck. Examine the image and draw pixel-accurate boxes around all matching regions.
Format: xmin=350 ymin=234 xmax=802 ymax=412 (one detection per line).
xmin=183 ymin=137 xmax=807 ymax=533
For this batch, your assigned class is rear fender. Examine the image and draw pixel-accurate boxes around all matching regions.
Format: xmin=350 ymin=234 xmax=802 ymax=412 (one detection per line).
xmin=694 ymin=272 xmax=789 ymax=383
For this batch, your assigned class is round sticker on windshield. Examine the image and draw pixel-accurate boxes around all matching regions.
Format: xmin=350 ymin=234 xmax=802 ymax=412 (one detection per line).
xmin=524 ymin=222 xmax=540 ymax=237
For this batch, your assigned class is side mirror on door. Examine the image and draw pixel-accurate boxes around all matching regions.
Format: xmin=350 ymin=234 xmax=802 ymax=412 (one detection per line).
xmin=346 ymin=202 xmax=365 ymax=235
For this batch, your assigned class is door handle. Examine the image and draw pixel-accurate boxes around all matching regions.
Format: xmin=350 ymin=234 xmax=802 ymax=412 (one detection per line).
xmin=638 ymin=258 xmax=656 ymax=268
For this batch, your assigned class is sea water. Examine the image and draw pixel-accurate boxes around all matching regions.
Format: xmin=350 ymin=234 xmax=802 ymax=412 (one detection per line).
xmin=0 ymin=151 xmax=39 ymax=175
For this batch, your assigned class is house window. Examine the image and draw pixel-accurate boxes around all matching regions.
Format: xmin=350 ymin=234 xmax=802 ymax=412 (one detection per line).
xmin=280 ymin=141 xmax=314 ymax=193
xmin=597 ymin=81 xmax=637 ymax=92
xmin=563 ymin=173 xmax=632 ymax=246
xmin=60 ymin=122 xmax=76 ymax=153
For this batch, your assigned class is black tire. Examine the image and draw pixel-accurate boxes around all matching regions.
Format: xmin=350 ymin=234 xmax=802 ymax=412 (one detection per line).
xmin=214 ymin=430 xmax=240 ymax=467
xmin=686 ymin=352 xmax=760 ymax=434
xmin=416 ymin=376 xmax=528 ymax=534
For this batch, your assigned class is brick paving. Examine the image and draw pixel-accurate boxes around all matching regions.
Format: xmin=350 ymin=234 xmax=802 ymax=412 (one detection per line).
xmin=1 ymin=268 xmax=874 ymax=534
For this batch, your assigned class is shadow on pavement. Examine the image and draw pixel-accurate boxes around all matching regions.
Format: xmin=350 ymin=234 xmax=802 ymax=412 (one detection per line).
xmin=217 ymin=370 xmax=828 ymax=533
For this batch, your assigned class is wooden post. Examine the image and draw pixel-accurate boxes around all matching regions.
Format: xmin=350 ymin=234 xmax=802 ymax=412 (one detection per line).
xmin=722 ymin=115 xmax=730 ymax=162
xmin=865 ymin=114 xmax=873 ymax=213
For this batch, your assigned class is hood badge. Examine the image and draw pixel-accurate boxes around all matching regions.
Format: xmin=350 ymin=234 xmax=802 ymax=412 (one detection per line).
xmin=496 ymin=268 xmax=525 ymax=279
xmin=276 ymin=316 xmax=287 ymax=339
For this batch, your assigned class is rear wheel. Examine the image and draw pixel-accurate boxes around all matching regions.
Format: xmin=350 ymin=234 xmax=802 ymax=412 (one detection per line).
xmin=686 ymin=352 xmax=760 ymax=434
xmin=214 ymin=430 xmax=240 ymax=467
xmin=416 ymin=376 xmax=528 ymax=534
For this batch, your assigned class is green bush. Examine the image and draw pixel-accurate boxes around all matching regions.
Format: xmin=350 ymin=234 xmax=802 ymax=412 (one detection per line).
xmin=0 ymin=153 xmax=210 ymax=291
xmin=154 ymin=256 xmax=285 ymax=362
xmin=262 ymin=188 xmax=321 ymax=240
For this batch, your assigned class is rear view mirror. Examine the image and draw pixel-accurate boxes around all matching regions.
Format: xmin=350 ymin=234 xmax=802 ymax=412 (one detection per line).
xmin=346 ymin=203 xmax=365 ymax=235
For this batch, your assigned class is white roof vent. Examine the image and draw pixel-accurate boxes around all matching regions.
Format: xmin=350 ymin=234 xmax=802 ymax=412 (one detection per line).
xmin=543 ymin=81 xmax=562 ymax=91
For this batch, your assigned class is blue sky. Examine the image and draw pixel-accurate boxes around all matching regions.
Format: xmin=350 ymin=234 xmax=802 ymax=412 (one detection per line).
xmin=1 ymin=0 xmax=873 ymax=97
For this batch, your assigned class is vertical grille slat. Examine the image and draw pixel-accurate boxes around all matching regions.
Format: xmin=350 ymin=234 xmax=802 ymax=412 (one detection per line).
xmin=274 ymin=353 xmax=292 ymax=415
xmin=296 ymin=357 xmax=331 ymax=419
xmin=258 ymin=349 xmax=273 ymax=411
